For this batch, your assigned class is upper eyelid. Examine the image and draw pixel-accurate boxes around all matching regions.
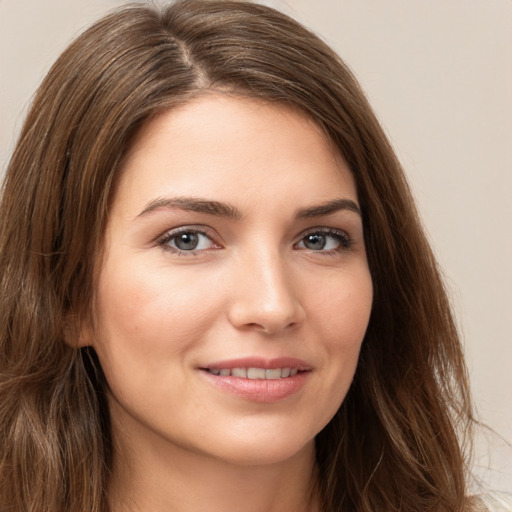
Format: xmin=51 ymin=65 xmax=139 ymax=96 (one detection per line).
xmin=294 ymin=227 xmax=354 ymax=251
xmin=155 ymin=225 xmax=353 ymax=248
xmin=296 ymin=226 xmax=350 ymax=239
xmin=157 ymin=225 xmax=217 ymax=241
xmin=156 ymin=227 xmax=220 ymax=255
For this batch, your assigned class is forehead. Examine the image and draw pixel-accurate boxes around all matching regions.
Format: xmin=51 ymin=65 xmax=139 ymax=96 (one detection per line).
xmin=115 ymin=93 xmax=357 ymax=215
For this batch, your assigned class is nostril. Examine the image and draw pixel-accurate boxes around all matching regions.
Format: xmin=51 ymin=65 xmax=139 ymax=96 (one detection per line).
xmin=226 ymin=274 xmax=306 ymax=334
xmin=234 ymin=318 xmax=301 ymax=335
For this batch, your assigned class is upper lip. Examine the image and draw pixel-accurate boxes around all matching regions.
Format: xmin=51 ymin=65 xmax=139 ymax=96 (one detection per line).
xmin=200 ymin=357 xmax=312 ymax=371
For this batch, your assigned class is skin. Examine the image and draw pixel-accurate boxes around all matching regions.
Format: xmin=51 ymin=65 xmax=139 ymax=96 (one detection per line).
xmin=80 ymin=94 xmax=373 ymax=512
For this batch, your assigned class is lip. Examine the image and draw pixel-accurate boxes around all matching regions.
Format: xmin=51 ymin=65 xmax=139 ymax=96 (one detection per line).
xmin=199 ymin=357 xmax=312 ymax=403
xmin=203 ymin=357 xmax=312 ymax=371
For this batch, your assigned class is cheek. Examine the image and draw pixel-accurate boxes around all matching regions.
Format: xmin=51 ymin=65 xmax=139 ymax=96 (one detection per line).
xmin=312 ymin=266 xmax=373 ymax=349
xmin=307 ymin=266 xmax=372 ymax=406
xmin=91 ymin=257 xmax=224 ymax=370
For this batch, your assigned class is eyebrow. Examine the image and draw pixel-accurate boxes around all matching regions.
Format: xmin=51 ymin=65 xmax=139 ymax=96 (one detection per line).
xmin=136 ymin=196 xmax=361 ymax=221
xmin=295 ymin=198 xmax=361 ymax=218
xmin=137 ymin=196 xmax=243 ymax=220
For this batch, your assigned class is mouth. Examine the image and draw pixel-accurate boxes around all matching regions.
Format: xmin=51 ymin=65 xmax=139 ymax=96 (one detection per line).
xmin=203 ymin=367 xmax=303 ymax=379
xmin=199 ymin=358 xmax=312 ymax=402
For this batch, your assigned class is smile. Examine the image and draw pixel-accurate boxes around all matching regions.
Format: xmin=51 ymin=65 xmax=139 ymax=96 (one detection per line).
xmin=200 ymin=358 xmax=312 ymax=402
xmin=206 ymin=367 xmax=300 ymax=379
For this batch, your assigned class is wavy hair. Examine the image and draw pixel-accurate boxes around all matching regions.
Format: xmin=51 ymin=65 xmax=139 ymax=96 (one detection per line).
xmin=0 ymin=1 xmax=474 ymax=510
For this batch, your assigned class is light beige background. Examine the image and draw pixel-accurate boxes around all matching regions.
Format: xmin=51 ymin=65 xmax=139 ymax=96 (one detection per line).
xmin=1 ymin=0 xmax=511 ymax=489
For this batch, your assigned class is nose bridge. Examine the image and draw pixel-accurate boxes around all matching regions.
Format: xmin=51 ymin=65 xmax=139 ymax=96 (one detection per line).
xmin=228 ymin=241 xmax=304 ymax=333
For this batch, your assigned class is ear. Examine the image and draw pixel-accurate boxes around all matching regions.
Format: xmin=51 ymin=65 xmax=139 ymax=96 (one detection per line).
xmin=63 ymin=313 xmax=94 ymax=348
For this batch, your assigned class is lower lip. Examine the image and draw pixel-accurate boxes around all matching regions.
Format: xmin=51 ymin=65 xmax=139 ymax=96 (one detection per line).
xmin=200 ymin=370 xmax=310 ymax=403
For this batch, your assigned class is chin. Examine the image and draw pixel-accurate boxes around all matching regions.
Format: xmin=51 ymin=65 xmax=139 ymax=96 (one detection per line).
xmin=207 ymin=437 xmax=316 ymax=468
xmin=188 ymin=420 xmax=318 ymax=467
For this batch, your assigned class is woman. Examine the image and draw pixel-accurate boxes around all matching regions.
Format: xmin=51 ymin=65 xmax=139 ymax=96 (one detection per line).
xmin=0 ymin=1 xmax=506 ymax=511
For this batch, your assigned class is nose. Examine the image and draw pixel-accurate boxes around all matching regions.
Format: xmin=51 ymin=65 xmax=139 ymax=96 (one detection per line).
xmin=227 ymin=248 xmax=305 ymax=335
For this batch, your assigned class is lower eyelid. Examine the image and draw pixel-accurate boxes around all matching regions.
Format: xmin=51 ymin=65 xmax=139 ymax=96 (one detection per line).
xmin=178 ymin=232 xmax=213 ymax=250
xmin=156 ymin=227 xmax=354 ymax=253
xmin=297 ymin=230 xmax=353 ymax=249
xmin=157 ymin=227 xmax=217 ymax=251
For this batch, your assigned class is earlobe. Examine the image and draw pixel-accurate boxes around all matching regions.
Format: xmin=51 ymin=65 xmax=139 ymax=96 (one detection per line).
xmin=63 ymin=314 xmax=94 ymax=348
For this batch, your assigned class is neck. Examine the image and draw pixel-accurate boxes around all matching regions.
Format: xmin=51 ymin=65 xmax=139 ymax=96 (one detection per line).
xmin=108 ymin=414 xmax=322 ymax=512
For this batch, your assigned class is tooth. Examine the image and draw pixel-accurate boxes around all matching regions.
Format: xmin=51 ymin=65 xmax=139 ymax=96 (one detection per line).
xmin=231 ymin=367 xmax=247 ymax=378
xmin=281 ymin=368 xmax=291 ymax=378
xmin=219 ymin=369 xmax=231 ymax=376
xmin=265 ymin=368 xmax=282 ymax=379
xmin=209 ymin=369 xmax=220 ymax=375
xmin=289 ymin=368 xmax=298 ymax=376
xmin=247 ymin=368 xmax=266 ymax=379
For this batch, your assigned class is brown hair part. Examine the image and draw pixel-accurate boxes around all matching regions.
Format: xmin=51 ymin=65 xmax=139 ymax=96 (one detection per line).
xmin=0 ymin=1 xmax=474 ymax=511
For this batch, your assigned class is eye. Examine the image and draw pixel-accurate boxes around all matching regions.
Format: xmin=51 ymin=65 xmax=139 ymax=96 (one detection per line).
xmin=157 ymin=228 xmax=218 ymax=253
xmin=296 ymin=229 xmax=352 ymax=252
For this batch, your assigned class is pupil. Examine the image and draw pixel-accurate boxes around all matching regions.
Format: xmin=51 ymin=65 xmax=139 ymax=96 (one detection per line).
xmin=175 ymin=232 xmax=199 ymax=250
xmin=305 ymin=234 xmax=326 ymax=250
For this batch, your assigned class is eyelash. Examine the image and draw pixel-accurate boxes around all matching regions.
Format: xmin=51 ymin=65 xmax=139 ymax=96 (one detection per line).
xmin=297 ymin=228 xmax=353 ymax=254
xmin=156 ymin=226 xmax=219 ymax=256
xmin=156 ymin=226 xmax=353 ymax=256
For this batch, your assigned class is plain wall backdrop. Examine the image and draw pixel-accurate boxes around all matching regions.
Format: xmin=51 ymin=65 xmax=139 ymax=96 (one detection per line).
xmin=1 ymin=0 xmax=511 ymax=490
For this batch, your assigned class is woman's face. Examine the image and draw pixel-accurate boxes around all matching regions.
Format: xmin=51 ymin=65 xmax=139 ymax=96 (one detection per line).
xmin=84 ymin=94 xmax=373 ymax=466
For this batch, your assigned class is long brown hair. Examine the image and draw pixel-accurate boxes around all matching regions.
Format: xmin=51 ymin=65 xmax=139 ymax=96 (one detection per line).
xmin=0 ymin=1 xmax=474 ymax=511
